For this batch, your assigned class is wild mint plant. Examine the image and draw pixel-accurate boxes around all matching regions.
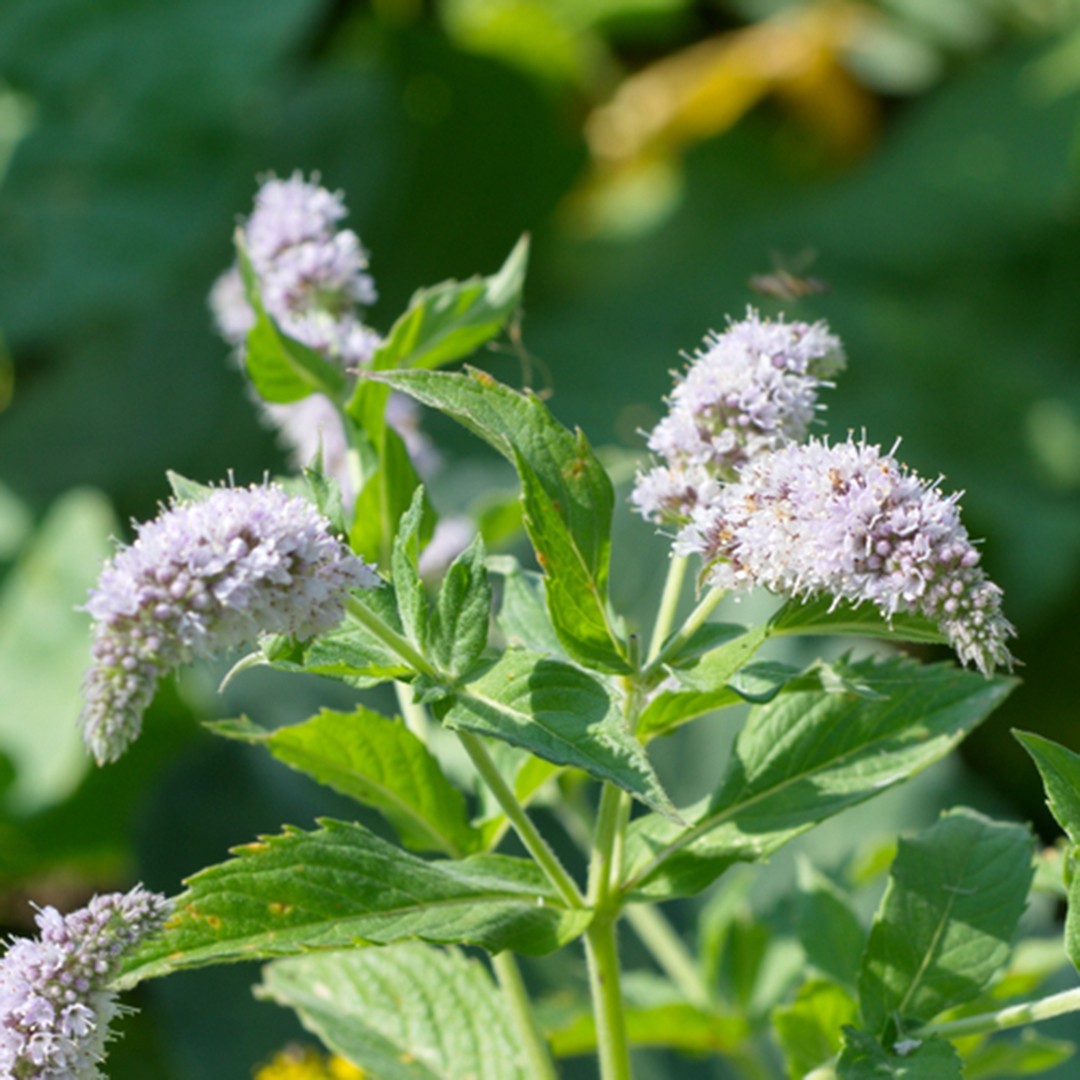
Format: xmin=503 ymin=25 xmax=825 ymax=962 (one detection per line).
xmin=5 ymin=173 xmax=1080 ymax=1079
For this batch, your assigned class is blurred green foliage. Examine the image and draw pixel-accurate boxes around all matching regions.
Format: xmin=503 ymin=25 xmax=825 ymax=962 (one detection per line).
xmin=2 ymin=0 xmax=1080 ymax=1075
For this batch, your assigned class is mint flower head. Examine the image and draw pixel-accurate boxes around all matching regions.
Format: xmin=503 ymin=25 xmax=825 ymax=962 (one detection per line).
xmin=210 ymin=172 xmax=379 ymax=368
xmin=632 ymin=309 xmax=845 ymax=523
xmin=0 ymin=886 xmax=170 ymax=1079
xmin=80 ymin=483 xmax=377 ymax=764
xmin=676 ymin=437 xmax=1015 ymax=675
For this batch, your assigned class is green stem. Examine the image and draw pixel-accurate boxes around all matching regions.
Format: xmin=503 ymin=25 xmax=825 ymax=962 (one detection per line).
xmin=915 ymin=985 xmax=1080 ymax=1041
xmin=624 ymin=904 xmax=710 ymax=1009
xmin=643 ymin=584 xmax=727 ymax=681
xmin=492 ymin=951 xmax=560 ymax=1080
xmin=393 ymin=680 xmax=429 ymax=742
xmin=647 ymin=555 xmax=689 ymax=664
xmin=345 ymin=595 xmax=435 ymax=677
xmin=585 ymin=916 xmax=633 ymax=1080
xmin=585 ymin=781 xmax=633 ymax=1079
xmin=588 ymin=784 xmax=626 ymax=908
xmin=457 ymin=730 xmax=584 ymax=909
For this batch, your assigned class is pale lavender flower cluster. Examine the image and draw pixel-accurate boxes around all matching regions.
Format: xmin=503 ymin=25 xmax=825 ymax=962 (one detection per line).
xmin=676 ymin=437 xmax=1015 ymax=674
xmin=210 ymin=172 xmax=379 ymax=367
xmin=210 ymin=174 xmax=441 ymax=509
xmin=80 ymin=483 xmax=377 ymax=764
xmin=632 ymin=309 xmax=845 ymax=522
xmin=0 ymin=886 xmax=170 ymax=1079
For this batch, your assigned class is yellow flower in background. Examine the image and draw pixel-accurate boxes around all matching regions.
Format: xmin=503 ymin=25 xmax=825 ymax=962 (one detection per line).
xmin=253 ymin=1045 xmax=365 ymax=1080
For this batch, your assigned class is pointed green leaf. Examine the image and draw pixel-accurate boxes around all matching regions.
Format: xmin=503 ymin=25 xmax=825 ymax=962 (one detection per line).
xmin=119 ymin=820 xmax=590 ymax=984
xmin=441 ymin=649 xmax=675 ymax=818
xmin=299 ymin=458 xmax=348 ymax=538
xmin=770 ymin=596 xmax=946 ymax=645
xmin=492 ymin=556 xmax=566 ymax=658
xmin=258 ymin=944 xmax=529 ymax=1080
xmin=209 ymin=708 xmax=480 ymax=857
xmin=293 ymin=582 xmax=411 ymax=686
xmin=165 ymin=471 xmax=216 ymax=504
xmin=772 ymin=980 xmax=858 ymax=1080
xmin=1015 ymin=730 xmax=1080 ymax=843
xmin=667 ymin=624 xmax=772 ymax=691
xmin=429 ymin=535 xmax=491 ymax=678
xmin=838 ymin=1028 xmax=962 ymax=1078
xmin=658 ymin=622 xmax=752 ymax=669
xmin=1067 ymin=875 xmax=1080 ymax=976
xmin=859 ymin=809 xmax=1035 ymax=1034
xmin=797 ymin=861 xmax=866 ymax=990
xmin=374 ymin=368 xmax=626 ymax=672
xmin=391 ymin=486 xmax=429 ymax=650
xmin=364 ymin=235 xmax=528 ymax=376
xmin=513 ymin=447 xmax=626 ymax=671
xmin=623 ymin=658 xmax=1015 ymax=899
xmin=235 ymin=235 xmax=347 ymax=404
xmin=636 ymin=684 xmax=743 ymax=741
xmin=350 ymin=421 xmax=429 ymax=568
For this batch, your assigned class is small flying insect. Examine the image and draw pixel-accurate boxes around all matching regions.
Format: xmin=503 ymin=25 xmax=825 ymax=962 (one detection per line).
xmin=749 ymin=249 xmax=830 ymax=302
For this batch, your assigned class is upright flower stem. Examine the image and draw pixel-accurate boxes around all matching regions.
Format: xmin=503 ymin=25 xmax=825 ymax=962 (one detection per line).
xmin=585 ymin=781 xmax=634 ymax=1080
xmin=585 ymin=914 xmax=633 ymax=1080
xmin=643 ymin=583 xmax=727 ymax=682
xmin=393 ymin=680 xmax=429 ymax=741
xmin=458 ymin=730 xmax=584 ymax=910
xmin=491 ymin=951 xmax=560 ymax=1080
xmin=345 ymin=595 xmax=435 ymax=677
xmin=647 ymin=554 xmax=689 ymax=664
xmin=624 ymin=904 xmax=710 ymax=1009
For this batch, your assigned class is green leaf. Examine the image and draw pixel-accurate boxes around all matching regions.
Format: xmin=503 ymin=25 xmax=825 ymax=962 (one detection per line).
xmin=258 ymin=943 xmax=530 ymax=1080
xmin=363 ymin=235 xmax=528 ymax=376
xmin=374 ymin=368 xmax=626 ymax=672
xmin=1015 ymin=730 xmax=1080 ymax=843
xmin=1067 ymin=874 xmax=1080 ymax=976
xmin=622 ymin=657 xmax=1015 ymax=899
xmin=492 ymin=556 xmax=566 ymax=658
xmin=165 ymin=470 xmax=217 ymax=504
xmin=209 ymin=708 xmax=480 ymax=857
xmin=293 ymin=582 xmax=411 ymax=686
xmin=350 ymin=421 xmax=429 ymax=568
xmin=652 ymin=621 xmax=751 ymax=670
xmin=797 ymin=860 xmax=866 ymax=990
xmin=962 ymin=1029 xmax=1075 ymax=1079
xmin=119 ymin=819 xmax=590 ymax=984
xmin=513 ymin=447 xmax=625 ymax=671
xmin=636 ymin=684 xmax=743 ymax=741
xmin=236 ymin=237 xmax=347 ymax=404
xmin=837 ymin=1028 xmax=962 ymax=1079
xmin=666 ymin=624 xmax=772 ymax=690
xmin=637 ymin=625 xmax=777 ymax=739
xmin=429 ymin=535 xmax=491 ymax=678
xmin=299 ymin=458 xmax=348 ymax=538
xmin=1014 ymin=738 xmax=1080 ymax=971
xmin=772 ymin=980 xmax=858 ymax=1080
xmin=770 ymin=596 xmax=946 ymax=645
xmin=391 ymin=486 xmax=430 ymax=651
xmin=858 ymin=808 xmax=1035 ymax=1034
xmin=441 ymin=649 xmax=675 ymax=818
